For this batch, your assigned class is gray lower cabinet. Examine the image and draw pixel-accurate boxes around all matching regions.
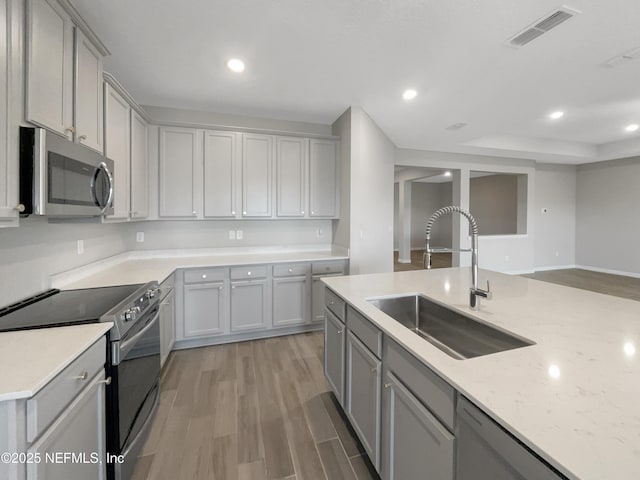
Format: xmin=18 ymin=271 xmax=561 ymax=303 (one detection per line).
xmin=183 ymin=282 xmax=227 ymax=337
xmin=26 ymin=370 xmax=106 ymax=480
xmin=456 ymin=396 xmax=564 ymax=480
xmin=159 ymin=287 xmax=175 ymax=367
xmin=381 ymin=370 xmax=455 ymax=480
xmin=324 ymin=309 xmax=345 ymax=403
xmin=231 ymin=279 xmax=270 ymax=332
xmin=345 ymin=331 xmax=382 ymax=469
xmin=273 ymin=275 xmax=308 ymax=327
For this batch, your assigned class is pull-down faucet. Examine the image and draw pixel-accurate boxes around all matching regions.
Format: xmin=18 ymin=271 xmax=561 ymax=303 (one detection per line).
xmin=424 ymin=206 xmax=491 ymax=310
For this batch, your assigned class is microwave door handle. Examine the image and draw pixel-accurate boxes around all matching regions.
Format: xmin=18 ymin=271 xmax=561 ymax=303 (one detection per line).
xmin=92 ymin=162 xmax=114 ymax=215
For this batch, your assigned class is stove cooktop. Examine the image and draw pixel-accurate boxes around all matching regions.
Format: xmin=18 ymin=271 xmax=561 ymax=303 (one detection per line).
xmin=0 ymin=284 xmax=143 ymax=333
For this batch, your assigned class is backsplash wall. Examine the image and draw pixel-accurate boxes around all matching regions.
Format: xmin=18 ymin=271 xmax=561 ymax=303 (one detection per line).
xmin=125 ymin=220 xmax=333 ymax=251
xmin=0 ymin=217 xmax=129 ymax=306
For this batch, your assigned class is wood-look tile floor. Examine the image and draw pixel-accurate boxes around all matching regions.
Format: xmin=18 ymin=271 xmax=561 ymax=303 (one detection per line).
xmin=131 ymin=332 xmax=379 ymax=480
xmin=523 ymin=268 xmax=640 ymax=302
xmin=393 ymin=250 xmax=452 ymax=271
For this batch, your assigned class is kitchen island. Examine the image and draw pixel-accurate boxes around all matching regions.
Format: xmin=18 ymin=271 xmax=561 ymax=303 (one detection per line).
xmin=323 ymin=267 xmax=640 ymax=480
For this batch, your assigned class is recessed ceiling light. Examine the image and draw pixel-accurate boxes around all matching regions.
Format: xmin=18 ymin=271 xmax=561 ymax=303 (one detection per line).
xmin=402 ymin=89 xmax=417 ymax=101
xmin=227 ymin=58 xmax=245 ymax=73
xmin=549 ymin=111 xmax=564 ymax=119
xmin=625 ymin=123 xmax=639 ymax=132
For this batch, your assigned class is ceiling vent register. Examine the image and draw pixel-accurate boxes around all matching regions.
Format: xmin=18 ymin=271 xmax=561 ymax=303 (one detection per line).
xmin=507 ymin=6 xmax=579 ymax=48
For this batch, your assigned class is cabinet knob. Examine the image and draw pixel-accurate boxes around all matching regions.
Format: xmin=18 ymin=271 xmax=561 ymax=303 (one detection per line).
xmin=370 ymin=367 xmax=377 ymax=373
xmin=232 ymin=285 xmax=236 ymax=289
xmin=192 ymin=211 xmax=197 ymax=216
xmin=231 ymin=211 xmax=236 ymax=215
xmin=243 ymin=211 xmax=247 ymax=215
xmin=384 ymin=383 xmax=391 ymax=389
xmin=337 ymin=329 xmax=343 ymax=334
xmin=65 ymin=126 xmax=75 ymax=133
xmin=311 ymin=211 xmax=315 ymax=215
xmin=14 ymin=204 xmax=25 ymax=213
xmin=329 ymin=300 xmax=335 ymax=305
xmin=288 ymin=268 xmax=293 ymax=273
xmin=202 ymin=274 xmax=207 ymax=279
xmin=98 ymin=377 xmax=112 ymax=386
xmin=301 ymin=211 xmax=304 ymax=215
xmin=74 ymin=371 xmax=89 ymax=381
xmin=219 ymin=286 xmax=223 ymax=290
xmin=247 ymin=271 xmax=252 ymax=276
xmin=78 ymin=134 xmax=87 ymax=141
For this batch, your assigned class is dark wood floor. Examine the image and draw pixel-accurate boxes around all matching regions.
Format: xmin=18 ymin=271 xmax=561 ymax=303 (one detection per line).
xmin=132 ymin=332 xmax=378 ymax=480
xmin=523 ymin=268 xmax=640 ymax=302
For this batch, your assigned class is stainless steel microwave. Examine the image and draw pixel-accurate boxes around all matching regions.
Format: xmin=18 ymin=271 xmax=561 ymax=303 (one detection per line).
xmin=19 ymin=127 xmax=114 ymax=217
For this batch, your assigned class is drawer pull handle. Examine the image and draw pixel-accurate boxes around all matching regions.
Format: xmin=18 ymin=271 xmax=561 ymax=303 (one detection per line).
xmin=98 ymin=377 xmax=112 ymax=386
xmin=384 ymin=383 xmax=391 ymax=389
xmin=74 ymin=371 xmax=89 ymax=381
xmin=65 ymin=126 xmax=75 ymax=133
xmin=219 ymin=286 xmax=223 ymax=290
xmin=202 ymin=274 xmax=207 ymax=279
xmin=337 ymin=329 xmax=343 ymax=334
xmin=329 ymin=300 xmax=335 ymax=305
xmin=78 ymin=134 xmax=87 ymax=141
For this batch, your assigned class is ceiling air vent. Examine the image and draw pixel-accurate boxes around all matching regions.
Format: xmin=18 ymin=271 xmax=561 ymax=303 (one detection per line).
xmin=506 ymin=6 xmax=580 ymax=48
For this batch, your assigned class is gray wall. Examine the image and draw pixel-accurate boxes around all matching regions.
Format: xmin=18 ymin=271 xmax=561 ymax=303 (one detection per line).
xmin=331 ymin=108 xmax=351 ymax=250
xmin=0 ymin=218 xmax=129 ymax=306
xmin=469 ymin=174 xmax=518 ymax=235
xmin=410 ymin=182 xmax=452 ymax=249
xmin=127 ymin=219 xmax=332 ymax=250
xmin=576 ymin=157 xmax=640 ymax=274
xmin=535 ymin=164 xmax=576 ymax=268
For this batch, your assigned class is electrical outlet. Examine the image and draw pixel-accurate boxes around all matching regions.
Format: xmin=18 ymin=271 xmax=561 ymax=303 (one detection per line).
xmin=77 ymin=240 xmax=84 ymax=255
xmin=236 ymin=230 xmax=243 ymax=240
xmin=555 ymin=251 xmax=560 ymax=257
xmin=317 ymin=228 xmax=323 ymax=238
xmin=136 ymin=232 xmax=145 ymax=243
xmin=229 ymin=230 xmax=236 ymax=240
xmin=504 ymin=255 xmax=510 ymax=262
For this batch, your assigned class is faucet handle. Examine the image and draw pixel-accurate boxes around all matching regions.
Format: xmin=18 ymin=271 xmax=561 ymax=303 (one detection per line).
xmin=486 ymin=280 xmax=490 ymax=292
xmin=484 ymin=280 xmax=492 ymax=300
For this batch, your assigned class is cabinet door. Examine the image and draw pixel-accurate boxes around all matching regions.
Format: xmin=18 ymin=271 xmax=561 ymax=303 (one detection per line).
xmin=159 ymin=290 xmax=175 ymax=367
xmin=242 ymin=134 xmax=272 ymax=217
xmin=26 ymin=0 xmax=74 ymax=138
xmin=276 ymin=136 xmax=306 ymax=217
xmin=74 ymin=29 xmax=103 ymax=153
xmin=273 ymin=276 xmax=307 ymax=327
xmin=324 ymin=310 xmax=345 ymax=404
xmin=309 ymin=139 xmax=338 ymax=218
xmin=159 ymin=127 xmax=199 ymax=218
xmin=346 ymin=331 xmax=381 ymax=469
xmin=204 ymin=130 xmax=237 ymax=218
xmin=130 ymin=110 xmax=148 ymax=219
xmin=230 ymin=279 xmax=269 ymax=331
xmin=27 ymin=371 xmax=106 ymax=480
xmin=183 ymin=282 xmax=227 ymax=338
xmin=382 ymin=371 xmax=455 ymax=480
xmin=0 ymin=0 xmax=19 ymax=225
xmin=104 ymin=83 xmax=130 ymax=220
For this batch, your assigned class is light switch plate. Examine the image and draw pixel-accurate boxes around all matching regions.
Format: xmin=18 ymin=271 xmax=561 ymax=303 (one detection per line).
xmin=136 ymin=232 xmax=145 ymax=243
xmin=229 ymin=230 xmax=236 ymax=240
xmin=77 ymin=240 xmax=84 ymax=255
xmin=236 ymin=230 xmax=243 ymax=240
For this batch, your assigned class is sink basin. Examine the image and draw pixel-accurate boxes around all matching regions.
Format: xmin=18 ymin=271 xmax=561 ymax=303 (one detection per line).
xmin=368 ymin=295 xmax=534 ymax=359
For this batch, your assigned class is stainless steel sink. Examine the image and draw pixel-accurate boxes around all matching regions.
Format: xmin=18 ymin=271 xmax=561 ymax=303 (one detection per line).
xmin=368 ymin=295 xmax=534 ymax=359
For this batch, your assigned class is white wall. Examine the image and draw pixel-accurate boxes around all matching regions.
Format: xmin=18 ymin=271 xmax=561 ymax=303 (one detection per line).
xmin=349 ymin=108 xmax=395 ymax=274
xmin=127 ymin=219 xmax=332 ymax=250
xmin=0 ymin=218 xmax=129 ymax=305
xmin=576 ymin=157 xmax=640 ymax=274
xmin=535 ymin=164 xmax=576 ymax=269
xmin=331 ymin=109 xmax=351 ymax=250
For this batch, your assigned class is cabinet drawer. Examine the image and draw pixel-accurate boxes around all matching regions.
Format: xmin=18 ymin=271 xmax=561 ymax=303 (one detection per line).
xmin=312 ymin=260 xmax=348 ymax=275
xmin=273 ymin=263 xmax=309 ymax=277
xmin=325 ymin=288 xmax=346 ymax=321
xmin=231 ymin=265 xmax=268 ymax=280
xmin=347 ymin=306 xmax=382 ymax=358
xmin=384 ymin=338 xmax=455 ymax=431
xmin=27 ymin=336 xmax=106 ymax=443
xmin=184 ymin=267 xmax=226 ymax=284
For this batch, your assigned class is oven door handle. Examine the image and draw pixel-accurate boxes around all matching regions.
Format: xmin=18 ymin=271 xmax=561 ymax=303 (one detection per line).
xmin=117 ymin=309 xmax=160 ymax=363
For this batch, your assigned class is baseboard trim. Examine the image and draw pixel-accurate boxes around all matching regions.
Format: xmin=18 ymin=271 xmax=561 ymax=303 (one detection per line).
xmin=533 ymin=264 xmax=577 ymax=272
xmin=574 ymin=265 xmax=640 ymax=279
xmin=172 ymin=323 xmax=324 ymax=350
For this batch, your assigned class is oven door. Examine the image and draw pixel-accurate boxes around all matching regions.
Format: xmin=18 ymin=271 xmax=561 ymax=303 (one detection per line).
xmin=114 ymin=306 xmax=161 ymax=453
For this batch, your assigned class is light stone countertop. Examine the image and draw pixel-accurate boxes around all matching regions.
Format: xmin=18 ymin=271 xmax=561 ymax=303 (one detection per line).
xmin=0 ymin=323 xmax=112 ymax=402
xmin=52 ymin=247 xmax=349 ymax=290
xmin=323 ymin=267 xmax=640 ymax=480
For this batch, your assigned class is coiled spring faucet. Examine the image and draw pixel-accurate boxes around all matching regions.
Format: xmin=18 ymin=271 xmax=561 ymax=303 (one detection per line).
xmin=424 ymin=206 xmax=491 ymax=310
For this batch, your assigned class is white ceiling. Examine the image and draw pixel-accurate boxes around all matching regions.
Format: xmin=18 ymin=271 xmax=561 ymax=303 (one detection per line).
xmin=70 ymin=0 xmax=640 ymax=164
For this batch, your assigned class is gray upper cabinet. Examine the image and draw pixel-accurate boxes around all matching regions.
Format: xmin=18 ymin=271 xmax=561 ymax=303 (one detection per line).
xmin=104 ymin=82 xmax=130 ymax=220
xmin=204 ymin=130 xmax=238 ymax=218
xmin=346 ymin=330 xmax=381 ymax=470
xmin=242 ymin=133 xmax=273 ymax=217
xmin=276 ymin=136 xmax=307 ymax=217
xmin=324 ymin=309 xmax=345 ymax=404
xmin=382 ymin=370 xmax=455 ymax=480
xmin=74 ymin=28 xmax=103 ymax=153
xmin=26 ymin=0 xmax=74 ymax=138
xmin=159 ymin=127 xmax=199 ymax=218
xmin=309 ymin=139 xmax=339 ymax=218
xmin=0 ymin=0 xmax=19 ymax=226
xmin=130 ymin=109 xmax=148 ymax=219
